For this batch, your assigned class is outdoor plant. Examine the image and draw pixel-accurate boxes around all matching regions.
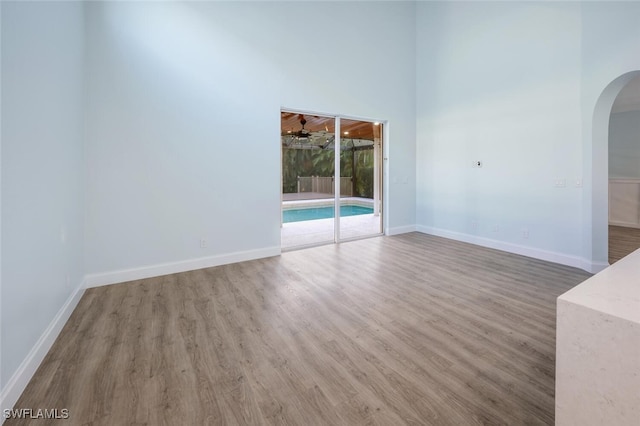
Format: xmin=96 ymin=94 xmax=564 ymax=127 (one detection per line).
xmin=282 ymin=145 xmax=374 ymax=197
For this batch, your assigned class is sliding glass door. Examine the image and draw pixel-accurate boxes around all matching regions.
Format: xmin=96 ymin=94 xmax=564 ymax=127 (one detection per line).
xmin=281 ymin=112 xmax=336 ymax=248
xmin=281 ymin=111 xmax=383 ymax=250
xmin=338 ymin=119 xmax=383 ymax=240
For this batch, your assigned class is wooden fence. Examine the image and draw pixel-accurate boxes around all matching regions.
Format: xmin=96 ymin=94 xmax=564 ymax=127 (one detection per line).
xmin=297 ymin=176 xmax=353 ymax=197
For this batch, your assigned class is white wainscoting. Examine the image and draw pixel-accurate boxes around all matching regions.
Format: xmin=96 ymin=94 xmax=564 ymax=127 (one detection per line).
xmin=609 ymin=179 xmax=640 ymax=228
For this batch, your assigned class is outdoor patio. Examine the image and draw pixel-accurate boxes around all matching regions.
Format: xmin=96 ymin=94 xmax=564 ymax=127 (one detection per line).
xmin=281 ymin=210 xmax=382 ymax=249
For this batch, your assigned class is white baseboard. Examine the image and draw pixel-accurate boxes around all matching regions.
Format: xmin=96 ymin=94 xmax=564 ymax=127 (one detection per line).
xmin=84 ymin=246 xmax=281 ymax=288
xmin=0 ymin=280 xmax=85 ymax=420
xmin=580 ymin=259 xmax=609 ymax=274
xmin=416 ymin=225 xmax=606 ymax=274
xmin=386 ymin=225 xmax=417 ymax=236
xmin=609 ymin=220 xmax=640 ymax=229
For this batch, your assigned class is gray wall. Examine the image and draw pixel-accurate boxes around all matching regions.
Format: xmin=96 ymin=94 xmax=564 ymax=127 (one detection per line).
xmin=416 ymin=1 xmax=640 ymax=267
xmin=416 ymin=2 xmax=583 ymax=258
xmin=1 ymin=1 xmax=85 ymax=389
xmin=609 ymin=110 xmax=640 ymax=179
xmin=83 ymin=1 xmax=417 ymax=277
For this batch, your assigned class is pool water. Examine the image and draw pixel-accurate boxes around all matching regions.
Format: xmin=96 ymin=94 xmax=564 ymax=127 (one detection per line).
xmin=283 ymin=205 xmax=373 ymax=223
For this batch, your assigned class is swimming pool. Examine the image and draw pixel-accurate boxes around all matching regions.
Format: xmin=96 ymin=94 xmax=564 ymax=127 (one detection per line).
xmin=283 ymin=205 xmax=373 ymax=223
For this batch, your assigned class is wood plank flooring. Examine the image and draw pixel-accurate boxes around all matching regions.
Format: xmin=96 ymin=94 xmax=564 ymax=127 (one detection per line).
xmin=609 ymin=225 xmax=640 ymax=264
xmin=7 ymin=233 xmax=591 ymax=425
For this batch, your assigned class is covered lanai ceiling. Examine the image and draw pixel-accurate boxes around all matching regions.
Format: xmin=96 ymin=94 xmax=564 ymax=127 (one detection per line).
xmin=281 ymin=112 xmax=381 ymax=141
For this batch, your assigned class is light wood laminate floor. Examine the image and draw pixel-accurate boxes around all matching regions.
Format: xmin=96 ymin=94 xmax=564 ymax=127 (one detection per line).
xmin=8 ymin=233 xmax=591 ymax=425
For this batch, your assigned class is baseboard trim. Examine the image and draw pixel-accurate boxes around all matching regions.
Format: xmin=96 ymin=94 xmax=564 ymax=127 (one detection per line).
xmin=609 ymin=221 xmax=640 ymax=229
xmin=416 ymin=226 xmax=604 ymax=274
xmin=581 ymin=259 xmax=609 ymax=274
xmin=386 ymin=225 xmax=417 ymax=236
xmin=0 ymin=280 xmax=85 ymax=420
xmin=84 ymin=246 xmax=282 ymax=288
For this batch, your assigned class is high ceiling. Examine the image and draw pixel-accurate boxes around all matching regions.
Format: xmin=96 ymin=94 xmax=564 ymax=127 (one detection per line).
xmin=281 ymin=112 xmax=380 ymax=141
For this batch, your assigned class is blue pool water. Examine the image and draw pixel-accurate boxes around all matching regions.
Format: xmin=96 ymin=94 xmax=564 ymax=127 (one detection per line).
xmin=283 ymin=205 xmax=373 ymax=223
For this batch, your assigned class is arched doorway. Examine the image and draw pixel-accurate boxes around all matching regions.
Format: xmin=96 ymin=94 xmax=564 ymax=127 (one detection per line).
xmin=607 ymin=75 xmax=640 ymax=263
xmin=590 ymin=70 xmax=640 ymax=269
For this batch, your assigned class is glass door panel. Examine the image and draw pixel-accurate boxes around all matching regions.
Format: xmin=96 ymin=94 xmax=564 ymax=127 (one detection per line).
xmin=338 ymin=119 xmax=383 ymax=240
xmin=281 ymin=112 xmax=336 ymax=249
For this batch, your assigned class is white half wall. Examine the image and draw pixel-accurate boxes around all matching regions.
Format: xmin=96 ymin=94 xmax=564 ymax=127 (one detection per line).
xmin=1 ymin=0 xmax=85 ymax=409
xmin=84 ymin=1 xmax=417 ymax=277
xmin=556 ymin=248 xmax=640 ymax=425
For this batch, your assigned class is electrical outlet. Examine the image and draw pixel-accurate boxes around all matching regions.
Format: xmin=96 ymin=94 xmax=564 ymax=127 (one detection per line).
xmin=492 ymin=225 xmax=499 ymax=233
xmin=522 ymin=228 xmax=529 ymax=239
xmin=554 ymin=178 xmax=566 ymax=187
xmin=200 ymin=238 xmax=207 ymax=248
xmin=471 ymin=220 xmax=478 ymax=230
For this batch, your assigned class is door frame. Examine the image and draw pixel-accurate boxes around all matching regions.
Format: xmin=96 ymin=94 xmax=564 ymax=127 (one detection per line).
xmin=589 ymin=71 xmax=640 ymax=271
xmin=280 ymin=107 xmax=388 ymax=246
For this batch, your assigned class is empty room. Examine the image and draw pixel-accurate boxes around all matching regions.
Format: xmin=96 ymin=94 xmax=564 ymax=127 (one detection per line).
xmin=2 ymin=1 xmax=639 ymax=425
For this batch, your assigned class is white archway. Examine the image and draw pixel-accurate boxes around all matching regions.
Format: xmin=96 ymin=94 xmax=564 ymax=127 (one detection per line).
xmin=589 ymin=70 xmax=640 ymax=270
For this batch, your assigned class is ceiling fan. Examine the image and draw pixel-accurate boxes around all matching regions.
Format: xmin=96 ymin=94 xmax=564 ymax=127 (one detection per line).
xmin=281 ymin=115 xmax=335 ymax=149
xmin=283 ymin=114 xmax=312 ymax=139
